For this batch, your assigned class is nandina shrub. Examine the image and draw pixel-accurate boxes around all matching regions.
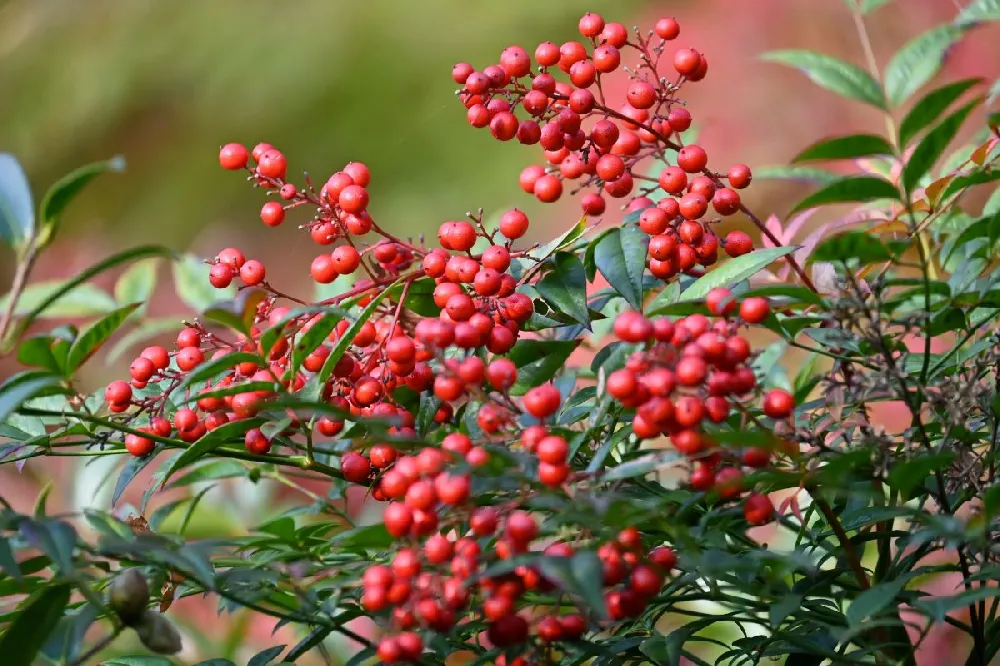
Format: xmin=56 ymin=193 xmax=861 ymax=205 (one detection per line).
xmin=1 ymin=2 xmax=1000 ymax=665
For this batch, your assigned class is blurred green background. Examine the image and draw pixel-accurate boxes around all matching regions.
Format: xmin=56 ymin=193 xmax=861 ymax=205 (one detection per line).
xmin=0 ymin=0 xmax=639 ymax=254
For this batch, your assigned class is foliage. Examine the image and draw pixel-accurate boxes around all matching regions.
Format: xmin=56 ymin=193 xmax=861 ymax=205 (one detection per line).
xmin=1 ymin=1 xmax=1000 ymax=665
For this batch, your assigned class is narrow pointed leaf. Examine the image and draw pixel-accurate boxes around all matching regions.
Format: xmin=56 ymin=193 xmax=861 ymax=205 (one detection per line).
xmin=902 ymin=99 xmax=980 ymax=193
xmin=0 ymin=583 xmax=71 ymax=666
xmin=885 ymin=24 xmax=964 ymax=108
xmin=681 ymin=247 xmax=798 ymax=300
xmin=791 ymin=176 xmax=899 ymax=213
xmin=761 ymin=50 xmax=885 ymax=109
xmin=792 ymin=134 xmax=893 ymax=162
xmin=899 ymin=78 xmax=981 ymax=148
xmin=65 ymin=303 xmax=141 ymax=373
xmin=37 ymin=156 xmax=125 ymax=250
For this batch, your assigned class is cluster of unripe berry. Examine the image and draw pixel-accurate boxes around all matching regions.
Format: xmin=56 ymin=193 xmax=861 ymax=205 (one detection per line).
xmin=90 ymin=13 xmax=801 ymax=665
xmin=453 ymin=11 xmax=755 ymax=267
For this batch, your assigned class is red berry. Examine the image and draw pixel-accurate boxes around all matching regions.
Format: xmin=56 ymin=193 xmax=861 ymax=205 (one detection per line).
xmin=240 ymin=259 xmax=266 ymax=286
xmin=125 ymin=432 xmax=155 ymax=457
xmin=677 ymin=145 xmax=708 ymax=173
xmin=341 ymin=451 xmax=371 ymax=484
xmin=578 ymin=12 xmax=605 ymax=38
xmin=310 ymin=254 xmax=338 ymax=284
xmin=256 ymin=149 xmax=287 ymax=180
xmin=744 ymin=493 xmax=775 ymax=526
xmin=244 ymin=428 xmax=271 ymax=455
xmin=763 ymin=389 xmax=794 ymax=419
xmin=523 ymin=384 xmax=561 ymax=419
xmin=500 ymin=45 xmax=532 ymax=79
xmin=176 ymin=346 xmax=204 ymax=372
xmin=219 ymin=143 xmax=249 ymax=170
xmin=533 ymin=174 xmax=563 ymax=203
xmin=331 ymin=245 xmax=362 ymax=275
xmin=728 ymin=164 xmax=753 ymax=189
xmin=654 ymin=18 xmax=680 ymax=40
xmin=593 ymin=44 xmax=621 ymax=73
xmin=338 ymin=184 xmax=369 ymax=214
xmin=724 ymin=231 xmax=753 ymax=257
xmin=705 ymin=287 xmax=736 ymax=316
xmin=452 ymin=62 xmax=475 ymax=84
xmin=259 ymin=201 xmax=285 ymax=227
xmin=486 ymin=358 xmax=518 ymax=391
xmin=209 ymin=263 xmax=233 ymax=288
xmin=499 ymin=209 xmax=530 ymax=239
xmin=740 ymin=297 xmax=770 ymax=324
xmin=673 ymin=48 xmax=702 ymax=77
xmin=626 ymin=80 xmax=657 ymax=109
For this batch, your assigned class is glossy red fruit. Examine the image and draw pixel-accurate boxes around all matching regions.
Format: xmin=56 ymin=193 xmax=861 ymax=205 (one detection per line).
xmin=740 ymin=297 xmax=771 ymax=324
xmin=763 ymin=389 xmax=795 ymax=419
xmin=219 ymin=143 xmax=249 ymax=170
xmin=523 ymin=384 xmax=561 ymax=419
xmin=744 ymin=493 xmax=775 ymax=526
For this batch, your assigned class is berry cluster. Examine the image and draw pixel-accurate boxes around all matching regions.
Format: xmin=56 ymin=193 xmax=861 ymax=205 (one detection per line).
xmin=96 ymin=12 xmax=798 ymax=665
xmin=607 ymin=293 xmax=789 ymax=525
xmin=453 ymin=12 xmax=755 ymax=280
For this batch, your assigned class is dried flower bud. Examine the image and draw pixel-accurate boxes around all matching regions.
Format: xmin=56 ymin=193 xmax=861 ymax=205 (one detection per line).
xmin=107 ymin=568 xmax=150 ymax=626
xmin=134 ymin=610 xmax=183 ymax=654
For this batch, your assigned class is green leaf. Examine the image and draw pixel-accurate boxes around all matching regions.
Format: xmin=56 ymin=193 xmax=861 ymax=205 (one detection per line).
xmin=115 ymin=258 xmax=159 ymax=308
xmin=537 ymin=551 xmax=607 ymax=619
xmin=285 ymin=627 xmax=333 ymax=662
xmin=0 ymin=153 xmax=35 ymax=253
xmin=104 ymin=658 xmax=175 ymax=666
xmin=0 ymin=373 xmax=61 ymax=425
xmin=536 ymin=252 xmax=590 ymax=328
xmin=194 ymin=661 xmax=236 ymax=666
xmin=386 ymin=277 xmax=440 ymax=317
xmin=531 ymin=214 xmax=589 ymax=264
xmin=914 ymin=587 xmax=1000 ymax=623
xmin=593 ymin=223 xmax=648 ymax=309
xmin=5 ymin=245 xmax=174 ymax=351
xmin=160 ymin=418 xmax=260 ymax=485
xmin=791 ymin=175 xmax=899 ymax=213
xmin=760 ymin=50 xmax=885 ymax=109
xmin=113 ymin=449 xmax=161 ymax=507
xmin=505 ymin=339 xmax=580 ymax=396
xmin=846 ymin=577 xmax=911 ymax=626
xmin=290 ymin=310 xmax=344 ymax=374
xmin=17 ymin=335 xmax=66 ymax=374
xmin=249 ymin=646 xmax=287 ymax=666
xmin=984 ymin=483 xmax=1000 ymax=518
xmin=956 ymin=0 xmax=1000 ymax=27
xmin=173 ymin=253 xmax=233 ymax=311
xmin=0 ymin=282 xmax=116 ymax=320
xmin=899 ymin=78 xmax=981 ymax=148
xmin=0 ymin=537 xmax=22 ymax=583
xmin=887 ymin=451 xmax=955 ymax=500
xmin=0 ymin=582 xmax=71 ymax=666
xmin=792 ymin=134 xmax=893 ymax=162
xmin=812 ymin=230 xmax=891 ymax=265
xmin=753 ymin=165 xmax=840 ymax=185
xmin=680 ymin=246 xmax=798 ymax=301
xmin=202 ymin=288 xmax=267 ymax=336
xmin=945 ymin=210 xmax=1000 ymax=263
xmin=885 ymin=25 xmax=965 ymax=108
xmin=860 ymin=0 xmax=893 ymax=13
xmin=315 ymin=277 xmax=403 ymax=386
xmin=36 ymin=156 xmax=125 ymax=251
xmin=64 ymin=303 xmax=141 ymax=373
xmin=901 ymin=99 xmax=980 ymax=193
